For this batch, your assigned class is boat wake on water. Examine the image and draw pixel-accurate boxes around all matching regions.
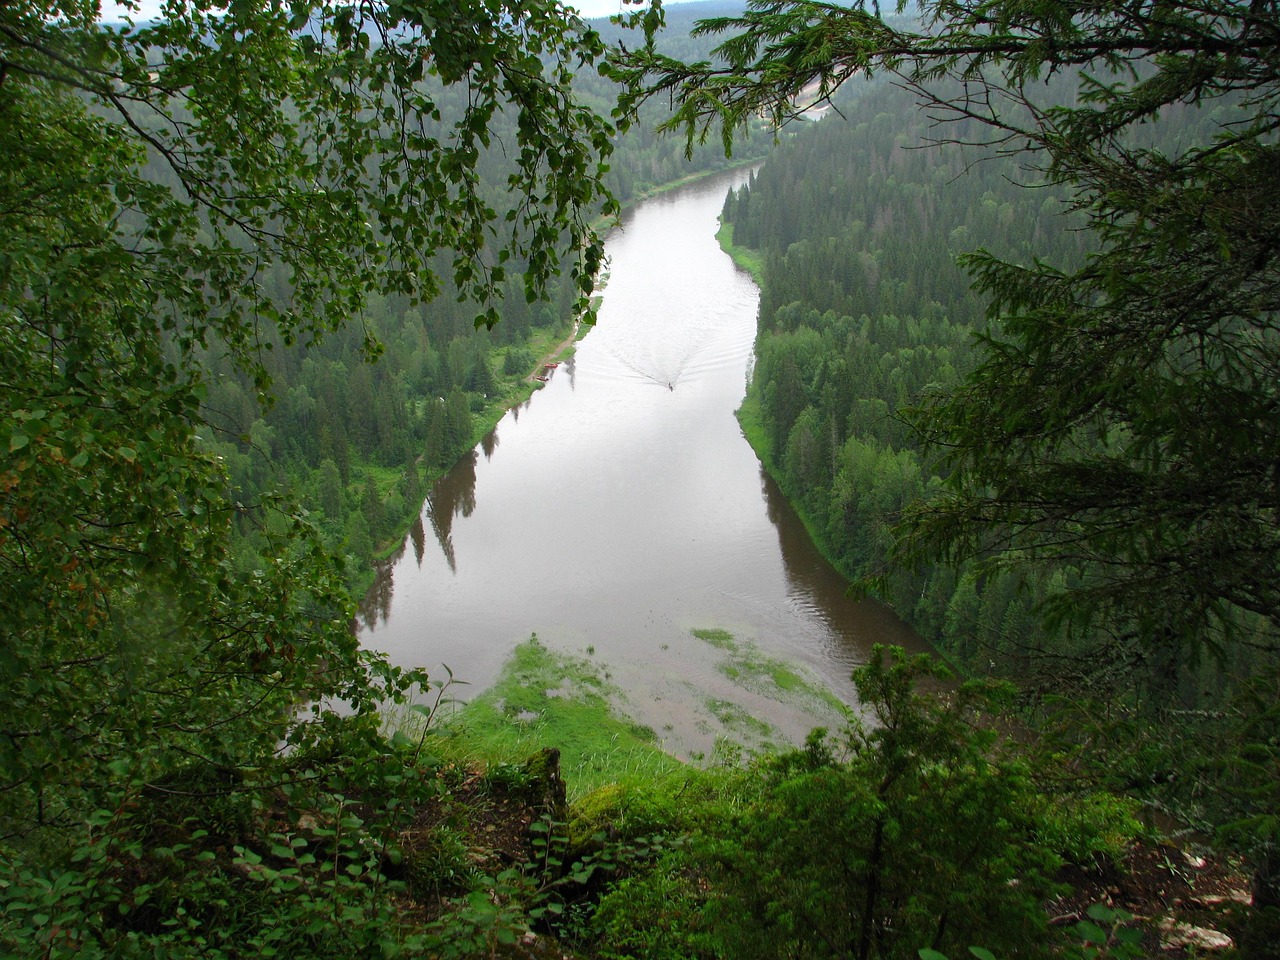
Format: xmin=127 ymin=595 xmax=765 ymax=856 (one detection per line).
xmin=606 ymin=325 xmax=715 ymax=390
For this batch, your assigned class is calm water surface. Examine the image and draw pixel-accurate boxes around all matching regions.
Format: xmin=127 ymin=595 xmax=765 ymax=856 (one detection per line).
xmin=359 ymin=168 xmax=927 ymax=754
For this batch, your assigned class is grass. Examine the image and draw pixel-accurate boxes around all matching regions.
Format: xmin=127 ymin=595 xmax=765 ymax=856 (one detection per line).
xmin=690 ymin=627 xmax=735 ymax=650
xmin=414 ymin=635 xmax=685 ymax=801
xmin=734 ymin=391 xmax=773 ymax=463
xmin=716 ymin=221 xmax=764 ymax=283
xmin=705 ymin=698 xmax=777 ymax=742
xmin=690 ymin=626 xmax=851 ymax=719
xmin=357 ymin=463 xmax=403 ymax=497
xmin=385 ymin=629 xmax=856 ymax=839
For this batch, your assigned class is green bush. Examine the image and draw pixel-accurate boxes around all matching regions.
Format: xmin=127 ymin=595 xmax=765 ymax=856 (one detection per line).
xmin=592 ymin=854 xmax=718 ymax=960
xmin=1029 ymin=790 xmax=1142 ymax=868
xmin=699 ymin=647 xmax=1062 ymax=960
xmin=503 ymin=348 xmax=537 ymax=376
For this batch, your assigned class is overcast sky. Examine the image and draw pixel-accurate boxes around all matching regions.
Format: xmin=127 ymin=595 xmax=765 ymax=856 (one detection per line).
xmin=101 ymin=0 xmax=656 ymax=24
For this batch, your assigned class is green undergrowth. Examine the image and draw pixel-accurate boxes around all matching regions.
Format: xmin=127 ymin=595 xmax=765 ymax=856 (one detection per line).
xmin=421 ymin=635 xmax=686 ymax=802
xmin=377 ymin=642 xmax=1151 ymax=960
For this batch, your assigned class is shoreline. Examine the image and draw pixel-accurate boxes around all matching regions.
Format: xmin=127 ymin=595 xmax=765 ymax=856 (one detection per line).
xmin=356 ymin=159 xmax=770 ymax=599
xmin=525 ymin=319 xmax=587 ymax=381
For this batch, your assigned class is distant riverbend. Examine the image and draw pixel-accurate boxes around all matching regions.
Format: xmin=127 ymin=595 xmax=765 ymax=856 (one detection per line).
xmin=359 ymin=167 xmax=928 ymax=757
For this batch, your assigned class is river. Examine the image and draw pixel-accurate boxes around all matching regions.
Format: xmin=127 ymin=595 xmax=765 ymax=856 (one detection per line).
xmin=359 ymin=167 xmax=927 ymax=756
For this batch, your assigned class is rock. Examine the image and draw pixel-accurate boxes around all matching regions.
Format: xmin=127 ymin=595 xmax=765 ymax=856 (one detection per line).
xmin=1158 ymin=918 xmax=1234 ymax=951
xmin=1196 ymin=889 xmax=1251 ymax=907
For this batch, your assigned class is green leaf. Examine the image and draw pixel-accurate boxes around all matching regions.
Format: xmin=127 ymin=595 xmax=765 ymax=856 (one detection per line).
xmin=1077 ymin=921 xmax=1107 ymax=945
xmin=495 ymin=926 xmax=519 ymax=945
xmin=390 ymin=729 xmax=415 ymax=749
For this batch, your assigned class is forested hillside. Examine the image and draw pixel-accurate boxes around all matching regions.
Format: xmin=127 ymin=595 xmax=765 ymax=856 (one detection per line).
xmin=724 ymin=71 xmax=1277 ymax=698
xmin=202 ymin=2 xmax=771 ymax=584
xmin=724 ymin=76 xmax=1096 ymax=672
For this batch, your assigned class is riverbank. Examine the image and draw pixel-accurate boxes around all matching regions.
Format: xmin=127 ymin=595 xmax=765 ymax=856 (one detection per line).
xmin=718 ymin=220 xmax=861 ymax=589
xmin=721 ymin=222 xmax=969 ymax=690
xmin=525 ymin=319 xmax=590 ymax=383
xmin=615 ymin=155 xmax=765 ymax=210
xmin=351 ymin=318 xmax=584 ymax=598
xmin=386 ymin=633 xmax=1246 ymax=960
xmin=352 ymin=162 xmax=769 ymax=602
xmin=715 ymin=219 xmax=764 ymax=283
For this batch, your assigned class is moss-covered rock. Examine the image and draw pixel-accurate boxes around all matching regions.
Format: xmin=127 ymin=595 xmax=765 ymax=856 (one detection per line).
xmin=568 ymin=782 xmax=628 ymax=849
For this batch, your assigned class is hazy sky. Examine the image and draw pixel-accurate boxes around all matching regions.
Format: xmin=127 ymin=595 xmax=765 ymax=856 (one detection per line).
xmin=101 ymin=0 xmax=659 ymax=24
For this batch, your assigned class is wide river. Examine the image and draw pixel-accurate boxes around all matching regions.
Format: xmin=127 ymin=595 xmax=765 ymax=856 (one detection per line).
xmin=359 ymin=167 xmax=927 ymax=756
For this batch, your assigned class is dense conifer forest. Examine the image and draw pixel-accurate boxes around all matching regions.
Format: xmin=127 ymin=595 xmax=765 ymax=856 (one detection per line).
xmin=723 ymin=67 xmax=1277 ymax=714
xmin=725 ymin=74 xmax=1172 ymax=682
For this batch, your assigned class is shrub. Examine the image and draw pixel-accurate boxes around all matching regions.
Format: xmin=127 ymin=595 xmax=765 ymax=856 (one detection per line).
xmin=701 ymin=647 xmax=1061 ymax=960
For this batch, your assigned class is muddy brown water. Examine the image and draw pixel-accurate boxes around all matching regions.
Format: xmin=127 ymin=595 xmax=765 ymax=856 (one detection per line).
xmin=359 ymin=167 xmax=931 ymax=756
